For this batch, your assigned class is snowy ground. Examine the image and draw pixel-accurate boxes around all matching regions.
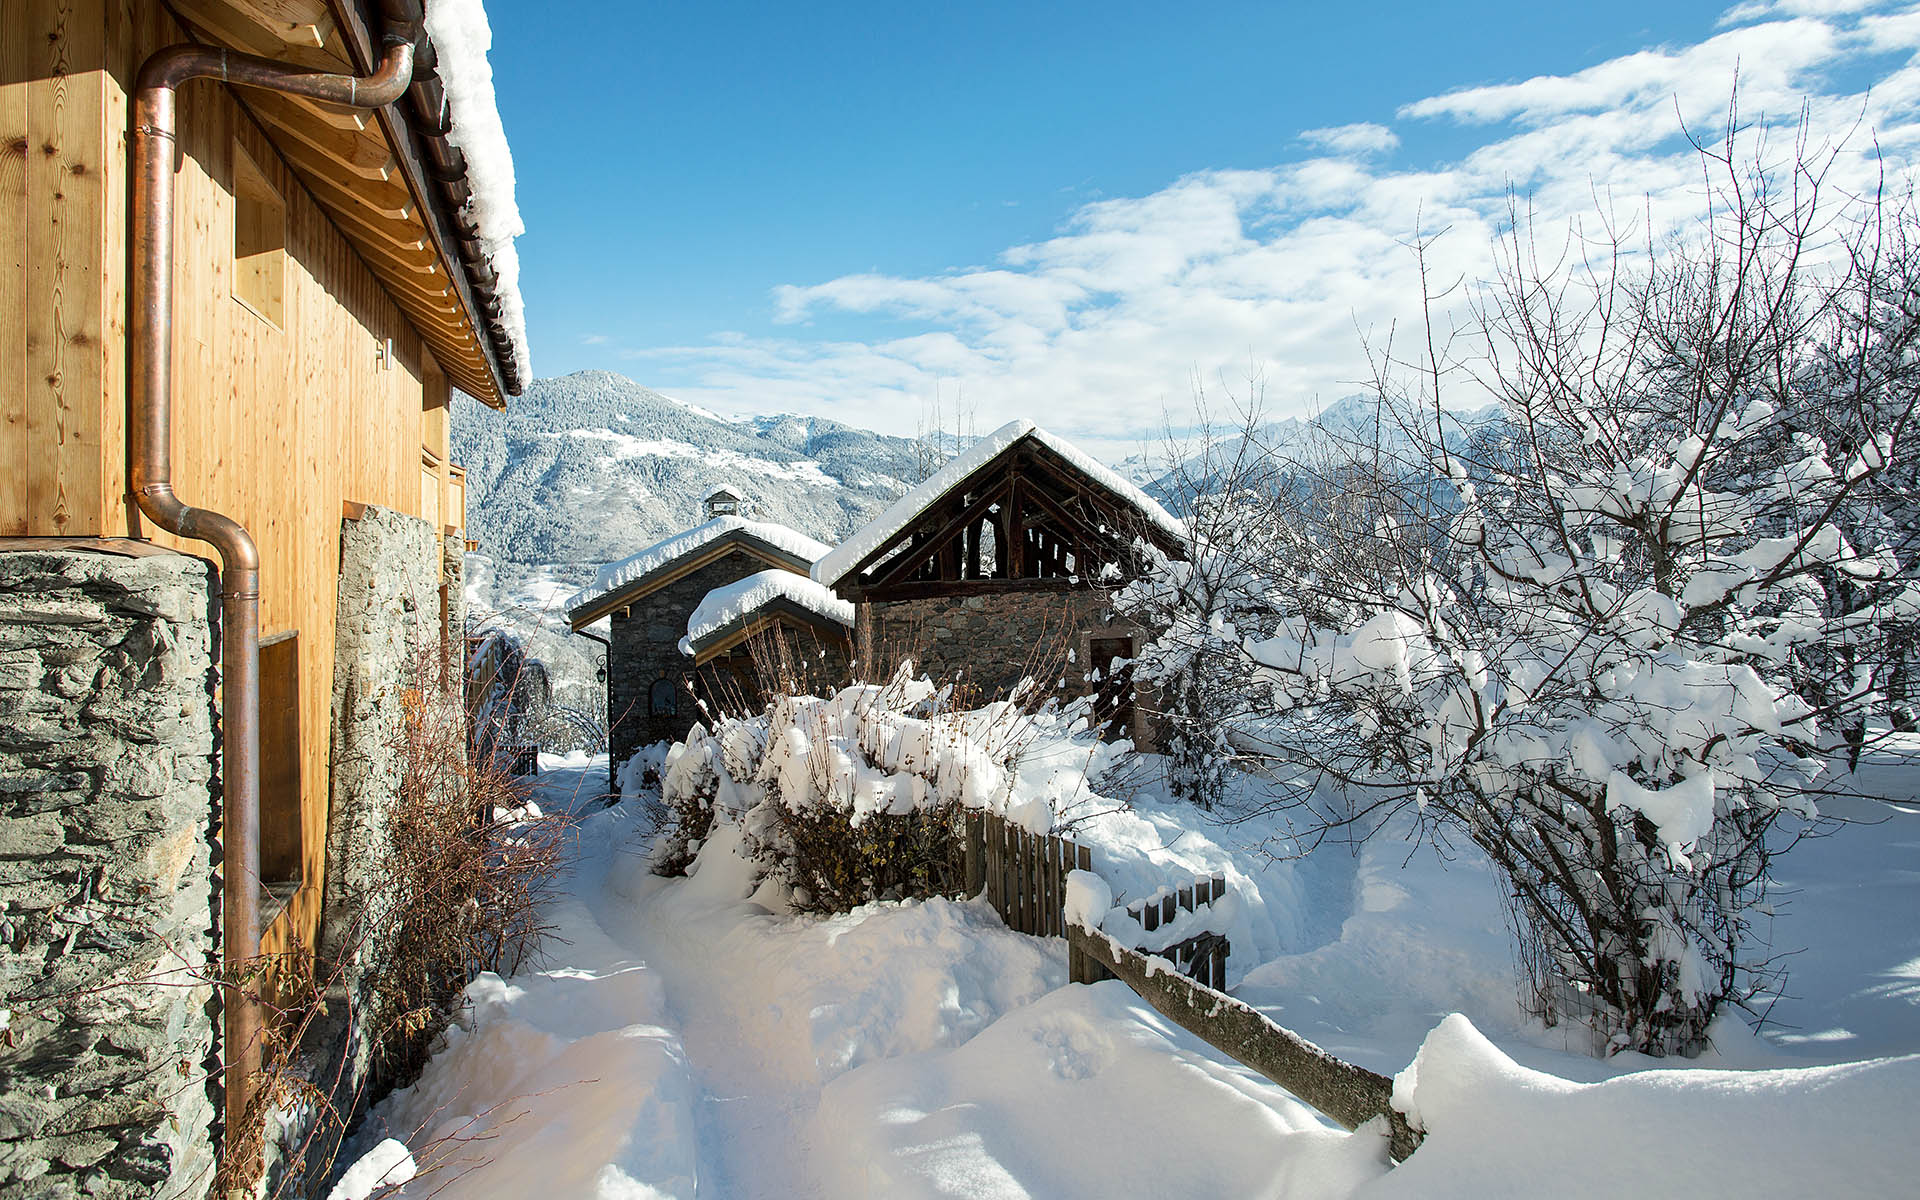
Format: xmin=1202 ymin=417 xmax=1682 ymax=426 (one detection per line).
xmin=333 ymin=742 xmax=1920 ymax=1198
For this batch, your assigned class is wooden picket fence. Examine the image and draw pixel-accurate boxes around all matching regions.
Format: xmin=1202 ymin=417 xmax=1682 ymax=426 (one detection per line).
xmin=1122 ymin=877 xmax=1230 ymax=990
xmin=960 ymin=810 xmax=1229 ymax=988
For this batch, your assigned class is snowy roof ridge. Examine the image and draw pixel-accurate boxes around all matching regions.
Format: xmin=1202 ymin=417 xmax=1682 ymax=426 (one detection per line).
xmin=679 ymin=570 xmax=856 ymax=656
xmin=422 ymin=0 xmax=531 ymax=386
xmin=812 ymin=419 xmax=1186 ymax=587
xmin=566 ymin=517 xmax=833 ymax=624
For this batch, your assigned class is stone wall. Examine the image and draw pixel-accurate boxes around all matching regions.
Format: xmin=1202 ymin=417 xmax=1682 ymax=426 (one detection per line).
xmin=256 ymin=505 xmax=442 ymax=1198
xmin=318 ymin=504 xmax=442 ymax=1062
xmin=862 ymin=587 xmax=1118 ymax=697
xmin=0 ymin=544 xmax=220 ymax=1200
xmin=607 ymin=549 xmax=795 ymax=780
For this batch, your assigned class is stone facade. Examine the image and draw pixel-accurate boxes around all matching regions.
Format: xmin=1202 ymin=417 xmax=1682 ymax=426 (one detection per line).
xmin=860 ymin=587 xmax=1154 ymax=745
xmin=250 ymin=505 xmax=445 ymax=1198
xmin=0 ymin=545 xmax=220 ymax=1200
xmin=318 ymin=505 xmax=443 ymax=1063
xmin=607 ymin=548 xmax=796 ymax=773
xmin=862 ymin=587 xmax=1118 ymax=695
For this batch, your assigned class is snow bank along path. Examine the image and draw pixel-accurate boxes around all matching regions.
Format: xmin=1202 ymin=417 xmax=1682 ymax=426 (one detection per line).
xmin=337 ymin=752 xmax=1920 ymax=1198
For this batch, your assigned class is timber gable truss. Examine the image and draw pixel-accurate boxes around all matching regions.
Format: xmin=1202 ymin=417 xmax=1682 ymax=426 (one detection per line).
xmin=841 ymin=438 xmax=1185 ymax=602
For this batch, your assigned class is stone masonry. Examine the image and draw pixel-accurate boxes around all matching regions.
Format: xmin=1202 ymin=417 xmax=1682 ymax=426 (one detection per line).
xmin=607 ymin=548 xmax=799 ymax=773
xmin=862 ymin=587 xmax=1118 ymax=698
xmin=0 ymin=545 xmax=220 ymax=1200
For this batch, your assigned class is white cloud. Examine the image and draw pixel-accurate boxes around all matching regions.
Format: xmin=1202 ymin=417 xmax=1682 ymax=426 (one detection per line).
xmin=1300 ymin=122 xmax=1401 ymax=156
xmin=637 ymin=1 xmax=1920 ymax=457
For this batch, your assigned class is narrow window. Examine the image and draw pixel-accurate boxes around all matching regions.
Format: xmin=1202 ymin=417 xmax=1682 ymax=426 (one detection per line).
xmin=1089 ymin=634 xmax=1138 ymax=743
xmin=259 ymin=630 xmax=303 ymax=886
xmin=649 ymin=677 xmax=678 ymax=717
xmin=232 ymin=143 xmax=285 ymax=327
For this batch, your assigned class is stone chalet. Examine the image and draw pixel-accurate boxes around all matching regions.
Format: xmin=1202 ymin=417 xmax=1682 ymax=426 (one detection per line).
xmin=566 ymin=494 xmax=854 ymax=782
xmin=813 ymin=419 xmax=1188 ymax=744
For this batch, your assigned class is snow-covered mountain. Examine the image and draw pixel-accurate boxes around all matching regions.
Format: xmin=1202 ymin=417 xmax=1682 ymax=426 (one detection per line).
xmin=452 ymin=371 xmax=927 ymax=714
xmin=1134 ymin=393 xmax=1507 ymax=512
xmin=453 ymin=373 xmax=1502 ymax=721
xmin=454 ymin=370 xmax=926 ymax=566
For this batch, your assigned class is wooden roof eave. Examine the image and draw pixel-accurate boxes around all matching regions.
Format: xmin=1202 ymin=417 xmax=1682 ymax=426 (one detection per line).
xmin=566 ymin=534 xmax=816 ymax=631
xmin=685 ymin=598 xmax=855 ymax=665
xmin=171 ymin=0 xmax=513 ymax=406
xmin=325 ymin=0 xmax=513 ymax=406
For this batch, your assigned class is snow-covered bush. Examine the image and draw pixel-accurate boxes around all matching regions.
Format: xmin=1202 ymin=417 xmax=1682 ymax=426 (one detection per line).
xmin=1123 ymin=134 xmax=1919 ymax=1055
xmin=656 ymin=668 xmax=1115 ymax=911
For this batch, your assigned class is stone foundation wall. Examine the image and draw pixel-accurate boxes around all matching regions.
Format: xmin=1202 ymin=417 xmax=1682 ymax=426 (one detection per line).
xmin=255 ymin=505 xmax=442 ymax=1198
xmin=0 ymin=545 xmax=220 ymax=1200
xmin=862 ymin=587 xmax=1119 ymax=697
xmin=319 ymin=504 xmax=442 ymax=1059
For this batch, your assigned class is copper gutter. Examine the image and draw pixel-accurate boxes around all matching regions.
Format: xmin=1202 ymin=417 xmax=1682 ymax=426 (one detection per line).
xmin=131 ymin=30 xmax=416 ymax=1173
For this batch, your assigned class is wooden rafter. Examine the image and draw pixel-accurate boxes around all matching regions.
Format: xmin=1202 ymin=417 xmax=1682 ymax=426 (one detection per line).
xmin=839 ymin=433 xmax=1183 ymax=598
xmin=868 ymin=475 xmax=1014 ymax=591
xmin=160 ymin=0 xmax=509 ymax=404
xmin=169 ymin=0 xmax=348 ymax=69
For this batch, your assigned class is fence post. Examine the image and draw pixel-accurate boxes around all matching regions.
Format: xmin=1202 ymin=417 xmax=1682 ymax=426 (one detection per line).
xmin=964 ymin=810 xmax=985 ymax=898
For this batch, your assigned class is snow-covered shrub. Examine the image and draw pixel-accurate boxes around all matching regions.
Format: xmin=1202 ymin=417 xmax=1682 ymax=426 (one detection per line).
xmin=656 ymin=668 xmax=1106 ymax=911
xmin=1123 ymin=134 xmax=1919 ymax=1055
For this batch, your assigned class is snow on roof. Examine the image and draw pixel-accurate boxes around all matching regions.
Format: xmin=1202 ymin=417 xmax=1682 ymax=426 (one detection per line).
xmin=423 ymin=0 xmax=531 ymax=385
xmin=566 ymin=517 xmax=832 ymax=622
xmin=701 ymin=483 xmax=745 ymax=503
xmin=679 ymin=570 xmax=855 ymax=655
xmin=812 ymin=419 xmax=1186 ymax=587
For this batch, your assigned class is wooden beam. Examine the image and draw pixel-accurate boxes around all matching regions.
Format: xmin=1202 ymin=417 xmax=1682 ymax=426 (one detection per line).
xmin=298 ymin=178 xmax=429 ymax=255
xmin=244 ymin=89 xmax=395 ymax=181
xmin=1006 ymin=478 xmax=1024 ymax=578
xmin=1068 ymin=924 xmax=1421 ymax=1161
xmin=866 ymin=476 xmax=1013 ymax=591
xmin=280 ymin=146 xmax=414 ymax=219
xmin=168 ymin=0 xmax=349 ymax=70
xmin=279 ymin=91 xmax=368 ymax=132
xmin=230 ymin=0 xmax=336 ymax=48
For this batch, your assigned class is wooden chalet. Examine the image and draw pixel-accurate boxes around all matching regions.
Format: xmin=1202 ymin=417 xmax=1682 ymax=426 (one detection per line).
xmin=1 ymin=0 xmax=526 ymax=1186
xmin=567 ymin=494 xmax=836 ymax=783
xmin=813 ymin=419 xmax=1186 ymax=738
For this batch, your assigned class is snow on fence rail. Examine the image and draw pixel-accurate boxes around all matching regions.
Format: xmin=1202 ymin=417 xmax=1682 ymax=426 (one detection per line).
xmin=1118 ymin=878 xmax=1231 ymax=991
xmin=961 ymin=811 xmax=1229 ymax=989
xmin=1066 ymin=922 xmax=1424 ymax=1162
xmin=961 ymin=809 xmax=1413 ymax=1158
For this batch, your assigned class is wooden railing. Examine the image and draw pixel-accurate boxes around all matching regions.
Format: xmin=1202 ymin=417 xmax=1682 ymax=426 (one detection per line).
xmin=961 ymin=808 xmax=1419 ymax=1161
xmin=1068 ymin=923 xmax=1423 ymax=1162
xmin=961 ymin=810 xmax=1228 ymax=988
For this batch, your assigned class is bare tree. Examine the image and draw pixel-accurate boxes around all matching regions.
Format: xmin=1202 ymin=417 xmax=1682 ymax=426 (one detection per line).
xmin=1122 ymin=121 xmax=1918 ymax=1056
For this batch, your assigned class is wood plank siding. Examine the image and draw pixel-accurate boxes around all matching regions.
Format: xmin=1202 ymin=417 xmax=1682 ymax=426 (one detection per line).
xmin=0 ymin=0 xmax=474 ymax=963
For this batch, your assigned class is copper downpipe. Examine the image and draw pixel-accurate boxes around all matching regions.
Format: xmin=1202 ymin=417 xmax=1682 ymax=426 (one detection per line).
xmin=131 ymin=31 xmax=416 ymax=1173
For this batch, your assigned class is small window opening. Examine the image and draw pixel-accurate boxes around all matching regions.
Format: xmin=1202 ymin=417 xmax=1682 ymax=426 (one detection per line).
xmin=649 ymin=677 xmax=679 ymax=717
xmin=259 ymin=630 xmax=303 ymax=887
xmin=1089 ymin=634 xmax=1138 ymax=743
xmin=232 ymin=143 xmax=285 ymax=327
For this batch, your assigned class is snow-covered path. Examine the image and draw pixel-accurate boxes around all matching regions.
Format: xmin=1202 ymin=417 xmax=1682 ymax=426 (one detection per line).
xmin=335 ymin=752 xmax=1920 ymax=1199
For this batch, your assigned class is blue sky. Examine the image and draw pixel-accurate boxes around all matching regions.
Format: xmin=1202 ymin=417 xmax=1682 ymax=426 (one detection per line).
xmin=484 ymin=0 xmax=1920 ymax=456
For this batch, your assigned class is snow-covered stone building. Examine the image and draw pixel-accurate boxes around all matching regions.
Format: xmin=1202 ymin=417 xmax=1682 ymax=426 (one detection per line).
xmin=567 ymin=492 xmax=852 ymax=783
xmin=813 ymin=420 xmax=1186 ymax=742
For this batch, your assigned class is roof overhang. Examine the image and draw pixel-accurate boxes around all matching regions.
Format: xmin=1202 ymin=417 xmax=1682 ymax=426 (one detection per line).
xmin=165 ymin=0 xmax=520 ymax=404
xmin=822 ymin=431 xmax=1188 ymax=594
xmin=684 ymin=597 xmax=855 ymax=665
xmin=567 ymin=532 xmax=816 ymax=630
